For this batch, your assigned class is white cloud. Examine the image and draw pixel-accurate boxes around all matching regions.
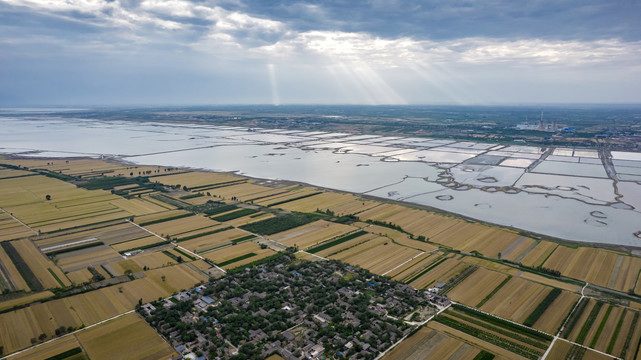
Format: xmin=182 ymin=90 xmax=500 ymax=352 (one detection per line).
xmin=254 ymin=30 xmax=641 ymax=68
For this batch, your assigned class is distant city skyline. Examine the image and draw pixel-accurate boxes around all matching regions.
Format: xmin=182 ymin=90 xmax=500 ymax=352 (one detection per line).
xmin=1 ymin=0 xmax=640 ymax=106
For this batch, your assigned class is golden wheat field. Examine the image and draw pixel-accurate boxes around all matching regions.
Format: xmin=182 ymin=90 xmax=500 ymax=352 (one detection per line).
xmin=479 ymin=277 xmax=553 ymax=324
xmin=76 ymin=313 xmax=177 ymax=360
xmin=0 ymin=291 xmax=54 ymax=312
xmin=382 ymin=326 xmax=485 ymax=360
xmin=427 ymin=321 xmax=528 ymax=360
xmin=329 ymin=236 xmax=424 ymax=275
xmin=445 ymin=267 xmax=510 ymax=306
xmin=543 ymin=246 xmax=641 ymax=293
xmin=11 ymin=239 xmax=71 ymax=288
xmin=178 ymin=227 xmax=250 ymax=253
xmin=269 ymin=220 xmax=357 ymax=249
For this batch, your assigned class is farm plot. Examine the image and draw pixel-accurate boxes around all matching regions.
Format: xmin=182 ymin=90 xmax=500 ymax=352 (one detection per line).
xmin=529 ymin=290 xmax=580 ymax=334
xmin=254 ymin=187 xmax=322 ymax=207
xmin=445 ymin=267 xmax=511 ymax=307
xmin=310 ymin=232 xmax=378 ymax=258
xmin=55 ymin=245 xmax=123 ymax=272
xmin=545 ymin=339 xmax=615 ymax=360
xmin=179 ymin=227 xmax=251 ymax=253
xmin=35 ymin=221 xmax=148 ymax=249
xmin=431 ymin=224 xmax=520 ymax=259
xmin=543 ymin=246 xmax=641 ymax=292
xmin=0 ymin=290 xmax=54 ymax=312
xmin=269 ymin=220 xmax=357 ymax=250
xmin=358 ymin=204 xmax=442 ymax=236
xmin=66 ymin=268 xmax=95 ymax=285
xmin=0 ymin=175 xmax=136 ymax=232
xmin=108 ymin=197 xmax=168 ymax=215
xmin=0 ymin=245 xmax=29 ymax=292
xmin=218 ymin=211 xmax=275 ymax=228
xmin=0 ymin=261 xmax=206 ymax=355
xmin=478 ymin=277 xmax=556 ymax=325
xmin=132 ymin=209 xmax=191 ymax=226
xmin=110 ymin=235 xmax=166 ymax=253
xmin=518 ymin=241 xmax=558 ymax=267
xmin=111 ymin=251 xmax=176 ymax=274
xmin=150 ymin=171 xmax=241 ymax=188
xmin=516 ymin=271 xmax=581 ymax=292
xmin=144 ymin=263 xmax=209 ymax=293
xmin=276 ymin=192 xmax=377 ymax=215
xmin=496 ymin=236 xmax=537 ymax=262
xmin=201 ymin=241 xmax=276 ymax=269
xmin=563 ymin=299 xmax=641 ymax=359
xmin=407 ymin=256 xmax=470 ymax=290
xmin=76 ymin=313 xmax=177 ymax=360
xmin=0 ymin=212 xmax=34 ymax=241
xmin=437 ymin=305 xmax=552 ymax=358
xmin=428 ymin=320 xmax=537 ymax=360
xmin=9 ymin=239 xmax=71 ymax=288
xmin=328 ymin=236 xmax=424 ymax=275
xmin=145 ymin=215 xmax=219 ymax=237
xmin=381 ymin=326 xmax=484 ymax=360
xmin=385 ymin=252 xmax=437 ymax=279
xmin=207 ymin=183 xmax=285 ymax=202
xmin=8 ymin=333 xmax=86 ymax=360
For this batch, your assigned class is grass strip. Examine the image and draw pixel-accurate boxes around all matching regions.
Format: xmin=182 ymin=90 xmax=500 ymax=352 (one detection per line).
xmin=477 ymin=275 xmax=512 ymax=308
xmin=590 ymin=304 xmax=613 ymax=348
xmin=175 ymin=226 xmax=233 ymax=242
xmin=47 ymin=268 xmax=65 ymax=287
xmin=0 ymin=242 xmax=43 ymax=291
xmin=576 ymin=301 xmax=604 ymax=344
xmin=472 ymin=350 xmax=495 ymax=360
xmin=137 ymin=212 xmax=194 ymax=226
xmin=434 ymin=315 xmax=541 ymax=360
xmin=307 ymin=231 xmax=368 ymax=254
xmin=561 ymin=297 xmax=589 ymax=338
xmin=46 ymin=241 xmax=104 ymax=256
xmin=447 ymin=311 xmax=548 ymax=349
xmin=180 ymin=193 xmax=204 ymax=199
xmin=231 ymin=235 xmax=256 ymax=244
xmin=149 ymin=193 xmax=191 ymax=208
xmin=240 ymin=213 xmax=317 ymax=236
xmin=452 ymin=303 xmax=553 ymax=341
xmin=523 ymin=288 xmax=562 ymax=327
xmin=174 ymin=248 xmax=197 ymax=261
xmin=44 ymin=347 xmax=83 ymax=360
xmin=162 ymin=250 xmax=180 ymax=262
xmin=606 ymin=309 xmax=627 ymax=354
xmin=203 ymin=204 xmax=238 ymax=216
xmin=212 ymin=208 xmax=259 ymax=222
xmin=218 ymin=253 xmax=257 ymax=267
xmin=267 ymin=192 xmax=322 ymax=207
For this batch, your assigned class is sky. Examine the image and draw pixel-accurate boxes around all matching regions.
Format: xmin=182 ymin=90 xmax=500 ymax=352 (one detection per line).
xmin=0 ymin=0 xmax=640 ymax=106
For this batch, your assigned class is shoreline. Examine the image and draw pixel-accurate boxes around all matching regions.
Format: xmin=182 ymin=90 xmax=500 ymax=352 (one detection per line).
xmin=5 ymin=153 xmax=639 ymax=254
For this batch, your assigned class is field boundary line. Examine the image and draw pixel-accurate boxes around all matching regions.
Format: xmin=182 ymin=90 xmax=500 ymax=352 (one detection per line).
xmin=0 ymin=310 xmax=135 ymax=359
xmin=296 ymin=250 xmax=329 ymax=261
xmin=382 ymin=251 xmax=425 ymax=276
xmin=0 ymin=207 xmax=37 ymax=234
xmin=126 ymin=219 xmax=166 ymax=241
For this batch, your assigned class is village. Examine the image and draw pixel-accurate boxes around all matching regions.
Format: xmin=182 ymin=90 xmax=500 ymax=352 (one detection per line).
xmin=140 ymin=254 xmax=449 ymax=360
